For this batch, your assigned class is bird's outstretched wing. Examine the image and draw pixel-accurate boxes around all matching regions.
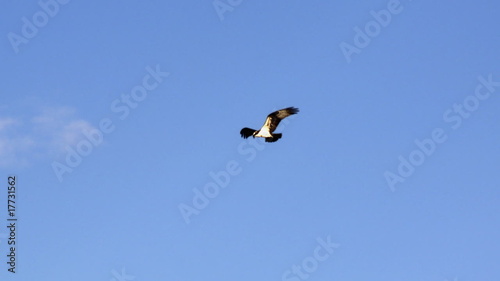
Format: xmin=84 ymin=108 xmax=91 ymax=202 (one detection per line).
xmin=262 ymin=107 xmax=299 ymax=133
xmin=240 ymin=127 xmax=257 ymax=139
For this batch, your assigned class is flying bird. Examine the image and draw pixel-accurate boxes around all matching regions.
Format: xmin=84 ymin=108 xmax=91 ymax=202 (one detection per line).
xmin=240 ymin=107 xmax=299 ymax=142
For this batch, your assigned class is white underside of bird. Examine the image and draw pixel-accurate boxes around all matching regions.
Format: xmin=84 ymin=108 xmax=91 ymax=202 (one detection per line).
xmin=254 ymin=127 xmax=272 ymax=138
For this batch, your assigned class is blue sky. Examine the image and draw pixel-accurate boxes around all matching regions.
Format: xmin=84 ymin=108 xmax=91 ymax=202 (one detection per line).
xmin=1 ymin=0 xmax=500 ymax=280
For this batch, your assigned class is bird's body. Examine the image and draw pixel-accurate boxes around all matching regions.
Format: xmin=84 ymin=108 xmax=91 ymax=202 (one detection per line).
xmin=240 ymin=107 xmax=299 ymax=142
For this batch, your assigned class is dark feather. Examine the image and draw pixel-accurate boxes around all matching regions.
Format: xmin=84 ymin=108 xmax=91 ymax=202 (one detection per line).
xmin=263 ymin=107 xmax=299 ymax=133
xmin=240 ymin=127 xmax=257 ymax=139
xmin=265 ymin=133 xmax=282 ymax=143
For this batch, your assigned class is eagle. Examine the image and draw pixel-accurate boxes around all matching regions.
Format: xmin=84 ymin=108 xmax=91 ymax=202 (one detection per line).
xmin=240 ymin=107 xmax=299 ymax=142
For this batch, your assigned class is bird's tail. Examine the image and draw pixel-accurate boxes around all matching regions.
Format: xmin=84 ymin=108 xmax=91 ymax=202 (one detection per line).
xmin=265 ymin=133 xmax=282 ymax=143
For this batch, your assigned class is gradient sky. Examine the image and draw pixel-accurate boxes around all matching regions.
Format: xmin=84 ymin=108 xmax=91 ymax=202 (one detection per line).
xmin=1 ymin=1 xmax=500 ymax=281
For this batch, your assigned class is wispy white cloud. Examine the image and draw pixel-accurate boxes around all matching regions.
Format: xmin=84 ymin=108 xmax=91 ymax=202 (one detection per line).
xmin=0 ymin=118 xmax=19 ymax=130
xmin=0 ymin=117 xmax=34 ymax=167
xmin=57 ymin=120 xmax=96 ymax=149
xmin=0 ymin=105 xmax=97 ymax=168
xmin=31 ymin=106 xmax=96 ymax=153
